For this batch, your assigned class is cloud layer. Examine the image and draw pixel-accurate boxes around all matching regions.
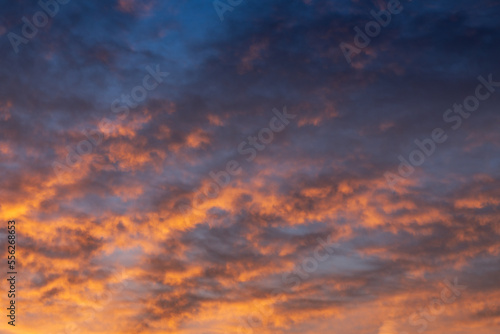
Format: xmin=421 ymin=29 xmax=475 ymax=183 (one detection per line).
xmin=0 ymin=0 xmax=499 ymax=333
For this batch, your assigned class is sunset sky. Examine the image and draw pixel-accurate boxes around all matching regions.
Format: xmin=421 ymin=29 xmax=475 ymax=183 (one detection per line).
xmin=0 ymin=0 xmax=499 ymax=333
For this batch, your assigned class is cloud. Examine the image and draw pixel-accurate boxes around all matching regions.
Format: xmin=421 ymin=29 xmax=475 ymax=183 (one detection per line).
xmin=0 ymin=0 xmax=499 ymax=333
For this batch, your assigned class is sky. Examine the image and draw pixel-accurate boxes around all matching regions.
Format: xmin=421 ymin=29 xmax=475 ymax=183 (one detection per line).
xmin=0 ymin=0 xmax=499 ymax=333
